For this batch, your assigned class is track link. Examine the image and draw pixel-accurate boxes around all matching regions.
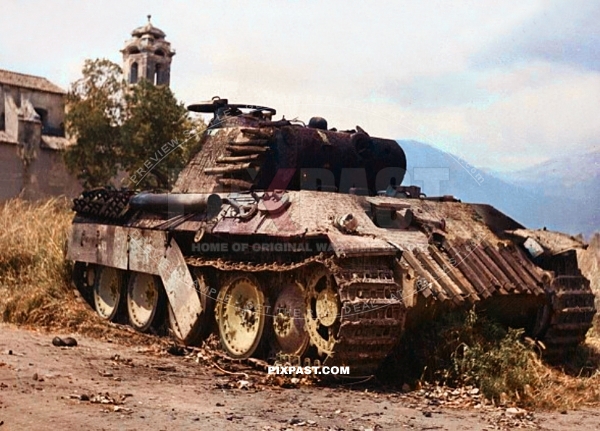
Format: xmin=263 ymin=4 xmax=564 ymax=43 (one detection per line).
xmin=541 ymin=275 xmax=596 ymax=361
xmin=323 ymin=260 xmax=405 ymax=375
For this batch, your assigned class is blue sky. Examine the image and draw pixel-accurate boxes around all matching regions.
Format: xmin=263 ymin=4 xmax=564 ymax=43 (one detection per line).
xmin=2 ymin=0 xmax=598 ymax=171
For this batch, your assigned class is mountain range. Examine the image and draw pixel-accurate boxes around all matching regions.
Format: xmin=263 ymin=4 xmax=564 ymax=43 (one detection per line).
xmin=398 ymin=140 xmax=599 ymax=238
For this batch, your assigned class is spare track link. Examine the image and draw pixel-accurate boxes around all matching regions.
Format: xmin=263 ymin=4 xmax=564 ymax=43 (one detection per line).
xmin=73 ymin=188 xmax=134 ymax=220
xmin=325 ymin=260 xmax=405 ymax=376
xmin=541 ymin=275 xmax=596 ymax=361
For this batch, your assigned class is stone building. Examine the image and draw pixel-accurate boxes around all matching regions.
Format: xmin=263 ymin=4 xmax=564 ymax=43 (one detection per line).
xmin=0 ymin=69 xmax=80 ymax=200
xmin=0 ymin=17 xmax=175 ymax=201
xmin=122 ymin=15 xmax=175 ymax=87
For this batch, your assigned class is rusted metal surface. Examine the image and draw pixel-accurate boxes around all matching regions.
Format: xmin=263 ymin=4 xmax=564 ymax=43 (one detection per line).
xmin=172 ymin=113 xmax=406 ymax=195
xmin=68 ymin=223 xmax=203 ymax=343
xmin=508 ymin=228 xmax=587 ymax=255
xmin=326 ymin=232 xmax=396 ymax=258
xmin=67 ymin=223 xmax=128 ymax=270
xmin=400 ymin=238 xmax=549 ymax=307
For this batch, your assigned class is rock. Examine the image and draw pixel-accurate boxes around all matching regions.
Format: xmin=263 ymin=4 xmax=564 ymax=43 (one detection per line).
xmin=423 ymin=411 xmax=432 ymax=418
xmin=63 ymin=337 xmax=77 ymax=347
xmin=52 ymin=337 xmax=65 ymax=347
xmin=79 ymin=394 xmax=90 ymax=401
xmin=216 ymin=402 xmax=224 ymax=407
xmin=506 ymin=407 xmax=526 ymax=418
xmin=32 ymin=373 xmax=38 ymax=381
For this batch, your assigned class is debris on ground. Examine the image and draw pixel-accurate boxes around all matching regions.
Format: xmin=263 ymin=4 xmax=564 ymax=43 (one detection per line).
xmin=52 ymin=336 xmax=77 ymax=347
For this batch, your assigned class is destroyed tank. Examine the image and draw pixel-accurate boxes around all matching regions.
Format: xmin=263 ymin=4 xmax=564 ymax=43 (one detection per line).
xmin=67 ymin=97 xmax=596 ymax=375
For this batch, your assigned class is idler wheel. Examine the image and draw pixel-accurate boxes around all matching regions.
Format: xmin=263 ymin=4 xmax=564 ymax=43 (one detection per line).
xmin=272 ymin=282 xmax=309 ymax=356
xmin=305 ymin=267 xmax=341 ymax=356
xmin=93 ymin=266 xmax=125 ymax=321
xmin=127 ymin=273 xmax=164 ymax=332
xmin=168 ymin=271 xmax=215 ymax=345
xmin=215 ymin=274 xmax=267 ymax=359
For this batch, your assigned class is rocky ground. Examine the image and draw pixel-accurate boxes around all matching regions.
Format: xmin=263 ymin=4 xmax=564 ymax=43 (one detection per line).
xmin=1 ymin=324 xmax=600 ymax=431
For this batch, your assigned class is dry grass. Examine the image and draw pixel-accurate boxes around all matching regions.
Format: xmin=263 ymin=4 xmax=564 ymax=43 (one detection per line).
xmin=0 ymin=197 xmax=159 ymax=345
xmin=527 ymin=338 xmax=600 ymax=410
xmin=0 ymin=197 xmax=74 ymax=324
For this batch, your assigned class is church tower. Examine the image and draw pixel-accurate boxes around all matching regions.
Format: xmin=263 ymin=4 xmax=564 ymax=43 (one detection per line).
xmin=121 ymin=16 xmax=175 ymax=86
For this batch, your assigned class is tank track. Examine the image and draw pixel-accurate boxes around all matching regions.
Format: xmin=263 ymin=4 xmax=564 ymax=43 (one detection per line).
xmin=540 ymin=275 xmax=596 ymax=361
xmin=325 ymin=259 xmax=405 ymax=375
xmin=186 ymin=255 xmax=405 ymax=376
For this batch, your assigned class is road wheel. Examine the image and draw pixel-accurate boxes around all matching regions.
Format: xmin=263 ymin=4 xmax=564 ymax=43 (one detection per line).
xmin=272 ymin=281 xmax=309 ymax=356
xmin=127 ymin=272 xmax=165 ymax=332
xmin=93 ymin=266 xmax=125 ymax=321
xmin=215 ymin=274 xmax=267 ymax=359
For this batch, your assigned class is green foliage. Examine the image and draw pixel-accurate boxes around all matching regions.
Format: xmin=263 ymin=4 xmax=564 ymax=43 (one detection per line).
xmin=64 ymin=58 xmax=204 ymax=190
xmin=121 ymin=79 xmax=204 ymax=189
xmin=435 ymin=310 xmax=540 ymax=402
xmin=383 ymin=309 xmax=541 ymax=404
xmin=64 ymin=59 xmax=123 ymax=188
xmin=420 ymin=310 xmax=540 ymax=402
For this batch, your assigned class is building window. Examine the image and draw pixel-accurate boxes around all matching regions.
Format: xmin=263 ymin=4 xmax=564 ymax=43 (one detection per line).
xmin=154 ymin=64 xmax=161 ymax=85
xmin=34 ymin=107 xmax=48 ymax=127
xmin=0 ymin=112 xmax=4 ymax=131
xmin=130 ymin=62 xmax=139 ymax=84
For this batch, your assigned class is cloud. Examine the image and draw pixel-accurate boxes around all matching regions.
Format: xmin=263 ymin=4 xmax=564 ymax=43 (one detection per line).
xmin=374 ymin=62 xmax=600 ymax=171
xmin=474 ymin=0 xmax=600 ymax=72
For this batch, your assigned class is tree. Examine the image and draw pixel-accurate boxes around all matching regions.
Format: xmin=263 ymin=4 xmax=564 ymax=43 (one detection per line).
xmin=64 ymin=59 xmax=204 ymax=190
xmin=120 ymin=79 xmax=203 ymax=189
xmin=64 ymin=59 xmax=123 ymax=188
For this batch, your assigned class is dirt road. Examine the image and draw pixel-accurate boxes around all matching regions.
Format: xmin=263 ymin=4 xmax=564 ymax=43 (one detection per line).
xmin=0 ymin=324 xmax=599 ymax=430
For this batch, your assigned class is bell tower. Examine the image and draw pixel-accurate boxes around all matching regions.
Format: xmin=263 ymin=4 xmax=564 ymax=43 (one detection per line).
xmin=121 ymin=15 xmax=175 ymax=86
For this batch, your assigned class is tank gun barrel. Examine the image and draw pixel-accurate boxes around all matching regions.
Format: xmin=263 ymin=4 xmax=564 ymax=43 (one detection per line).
xmin=130 ymin=192 xmax=222 ymax=214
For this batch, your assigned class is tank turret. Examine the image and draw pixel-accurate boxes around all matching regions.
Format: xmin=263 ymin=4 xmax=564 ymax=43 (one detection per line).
xmin=175 ymin=97 xmax=407 ymax=196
